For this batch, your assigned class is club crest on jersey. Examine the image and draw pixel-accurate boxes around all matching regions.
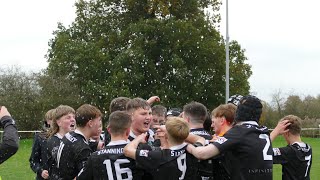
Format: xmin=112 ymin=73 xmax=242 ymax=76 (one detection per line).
xmin=215 ymin=137 xmax=228 ymax=144
xmin=139 ymin=150 xmax=149 ymax=157
xmin=273 ymin=148 xmax=281 ymax=156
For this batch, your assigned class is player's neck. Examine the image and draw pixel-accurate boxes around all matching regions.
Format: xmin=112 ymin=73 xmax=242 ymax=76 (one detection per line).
xmin=76 ymin=127 xmax=91 ymax=141
xmin=287 ymin=135 xmax=302 ymax=144
xmin=219 ymin=125 xmax=232 ymax=136
xmin=189 ymin=122 xmax=203 ymax=129
xmin=111 ymin=134 xmax=128 ymax=142
xmin=131 ymin=128 xmax=144 ymax=137
xmin=58 ymin=129 xmax=68 ymax=137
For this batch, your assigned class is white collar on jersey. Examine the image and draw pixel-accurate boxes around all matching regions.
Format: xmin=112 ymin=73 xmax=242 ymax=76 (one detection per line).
xmin=170 ymin=143 xmax=187 ymax=150
xmin=129 ymin=129 xmax=154 ymax=138
xmin=107 ymin=140 xmax=130 ymax=146
xmin=236 ymin=121 xmax=258 ymax=126
xmin=74 ymin=129 xmax=88 ymax=141
xmin=292 ymin=141 xmax=306 ymax=147
xmin=54 ymin=133 xmax=63 ymax=139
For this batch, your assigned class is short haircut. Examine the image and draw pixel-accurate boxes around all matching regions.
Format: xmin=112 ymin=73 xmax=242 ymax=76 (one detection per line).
xmin=108 ymin=111 xmax=132 ymax=136
xmin=126 ymin=98 xmax=150 ymax=112
xmin=48 ymin=105 xmax=75 ymax=137
xmin=203 ymin=112 xmax=212 ymax=132
xmin=45 ymin=109 xmax=55 ymax=121
xmin=109 ymin=97 xmax=131 ymax=113
xmin=280 ymin=115 xmax=302 ymax=135
xmin=166 ymin=117 xmax=189 ymax=144
xmin=183 ymin=101 xmax=207 ymax=124
xmin=212 ymin=104 xmax=236 ymax=124
xmin=152 ymin=105 xmax=167 ymax=117
xmin=76 ymin=104 xmax=102 ymax=127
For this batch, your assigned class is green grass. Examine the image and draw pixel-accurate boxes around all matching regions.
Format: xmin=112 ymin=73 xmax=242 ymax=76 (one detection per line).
xmin=0 ymin=137 xmax=319 ymax=180
xmin=272 ymin=136 xmax=319 ymax=180
xmin=0 ymin=139 xmax=35 ymax=180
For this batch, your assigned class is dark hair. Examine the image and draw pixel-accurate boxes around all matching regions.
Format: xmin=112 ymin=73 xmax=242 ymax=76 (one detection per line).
xmin=152 ymin=105 xmax=167 ymax=117
xmin=126 ymin=98 xmax=150 ymax=112
xmin=76 ymin=104 xmax=102 ymax=127
xmin=183 ymin=101 xmax=207 ymax=123
xmin=108 ymin=111 xmax=131 ymax=135
xmin=235 ymin=95 xmax=262 ymax=123
xmin=109 ymin=97 xmax=131 ymax=113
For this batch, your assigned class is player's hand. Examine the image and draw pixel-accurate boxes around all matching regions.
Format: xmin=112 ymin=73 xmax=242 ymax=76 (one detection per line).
xmin=146 ymin=96 xmax=160 ymax=104
xmin=136 ymin=133 xmax=147 ymax=143
xmin=41 ymin=170 xmax=49 ymax=179
xmin=154 ymin=125 xmax=167 ymax=134
xmin=0 ymin=106 xmax=11 ymax=119
xmin=274 ymin=120 xmax=291 ymax=135
xmin=97 ymin=141 xmax=105 ymax=150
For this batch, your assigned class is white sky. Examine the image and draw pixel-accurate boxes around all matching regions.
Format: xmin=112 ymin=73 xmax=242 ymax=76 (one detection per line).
xmin=1 ymin=0 xmax=319 ymax=103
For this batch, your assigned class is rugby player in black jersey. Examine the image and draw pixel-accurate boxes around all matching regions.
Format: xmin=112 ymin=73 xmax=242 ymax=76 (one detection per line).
xmin=182 ymin=101 xmax=212 ymax=179
xmin=55 ymin=104 xmax=102 ymax=179
xmin=270 ymin=115 xmax=312 ymax=180
xmin=124 ymin=117 xmax=197 ymax=180
xmin=77 ymin=111 xmax=144 ymax=180
xmin=188 ymin=95 xmax=273 ymax=180
xmin=46 ymin=105 xmax=75 ymax=179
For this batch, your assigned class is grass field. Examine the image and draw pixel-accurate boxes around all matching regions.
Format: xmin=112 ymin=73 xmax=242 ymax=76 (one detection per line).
xmin=0 ymin=137 xmax=318 ymax=180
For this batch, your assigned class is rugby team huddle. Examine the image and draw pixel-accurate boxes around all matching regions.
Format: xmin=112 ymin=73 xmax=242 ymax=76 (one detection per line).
xmin=28 ymin=95 xmax=312 ymax=180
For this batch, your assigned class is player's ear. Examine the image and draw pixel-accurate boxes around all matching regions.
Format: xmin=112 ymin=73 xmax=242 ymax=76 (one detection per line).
xmin=88 ymin=119 xmax=93 ymax=128
xmin=125 ymin=127 xmax=130 ymax=136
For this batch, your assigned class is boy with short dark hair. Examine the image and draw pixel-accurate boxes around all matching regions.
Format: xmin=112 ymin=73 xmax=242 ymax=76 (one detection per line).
xmin=77 ymin=111 xmax=144 ymax=180
xmin=126 ymin=98 xmax=154 ymax=144
xmin=271 ymin=115 xmax=312 ymax=180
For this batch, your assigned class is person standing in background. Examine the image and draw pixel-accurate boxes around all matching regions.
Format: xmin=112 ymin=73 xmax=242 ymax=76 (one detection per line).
xmin=29 ymin=109 xmax=55 ymax=180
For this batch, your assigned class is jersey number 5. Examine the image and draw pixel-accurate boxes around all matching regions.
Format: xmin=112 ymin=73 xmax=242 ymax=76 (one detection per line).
xmin=104 ymin=159 xmax=132 ymax=180
xmin=259 ymin=134 xmax=272 ymax=161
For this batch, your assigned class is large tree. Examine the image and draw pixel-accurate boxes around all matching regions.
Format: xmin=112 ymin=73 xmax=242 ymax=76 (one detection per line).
xmin=46 ymin=0 xmax=251 ymax=111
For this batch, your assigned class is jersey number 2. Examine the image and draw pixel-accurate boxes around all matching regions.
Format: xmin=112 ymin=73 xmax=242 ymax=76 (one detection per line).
xmin=259 ymin=134 xmax=272 ymax=160
xmin=103 ymin=159 xmax=132 ymax=180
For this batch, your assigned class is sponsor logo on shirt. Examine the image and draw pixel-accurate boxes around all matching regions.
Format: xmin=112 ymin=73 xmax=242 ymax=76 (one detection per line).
xmin=65 ymin=133 xmax=77 ymax=143
xmin=139 ymin=150 xmax=149 ymax=157
xmin=273 ymin=148 xmax=281 ymax=156
xmin=215 ymin=137 xmax=228 ymax=144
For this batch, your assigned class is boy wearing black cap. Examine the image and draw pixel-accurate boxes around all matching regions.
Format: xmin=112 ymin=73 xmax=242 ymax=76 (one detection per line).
xmin=188 ymin=95 xmax=273 ymax=180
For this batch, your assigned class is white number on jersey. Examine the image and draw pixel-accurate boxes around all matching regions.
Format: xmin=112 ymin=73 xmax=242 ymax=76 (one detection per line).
xmin=259 ymin=134 xmax=272 ymax=160
xmin=177 ymin=153 xmax=186 ymax=180
xmin=304 ymin=155 xmax=311 ymax=177
xmin=103 ymin=159 xmax=133 ymax=180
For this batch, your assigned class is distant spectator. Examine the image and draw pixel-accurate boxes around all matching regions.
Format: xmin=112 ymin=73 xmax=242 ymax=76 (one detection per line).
xmin=29 ymin=109 xmax=54 ymax=180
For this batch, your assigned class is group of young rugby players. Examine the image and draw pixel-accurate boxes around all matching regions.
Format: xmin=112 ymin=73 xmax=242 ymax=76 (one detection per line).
xmin=29 ymin=95 xmax=312 ymax=180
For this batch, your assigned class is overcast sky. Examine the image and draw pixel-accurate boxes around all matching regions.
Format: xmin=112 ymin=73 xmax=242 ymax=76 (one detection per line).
xmin=1 ymin=0 xmax=319 ymax=103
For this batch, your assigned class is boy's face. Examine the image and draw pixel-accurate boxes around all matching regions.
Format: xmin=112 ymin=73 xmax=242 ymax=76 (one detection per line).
xmin=90 ymin=116 xmax=102 ymax=137
xmin=151 ymin=114 xmax=166 ymax=128
xmin=57 ymin=113 xmax=76 ymax=132
xmin=211 ymin=116 xmax=223 ymax=135
xmin=131 ymin=107 xmax=152 ymax=134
